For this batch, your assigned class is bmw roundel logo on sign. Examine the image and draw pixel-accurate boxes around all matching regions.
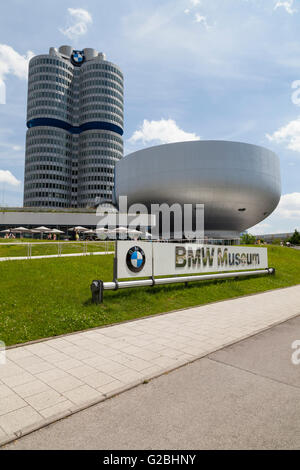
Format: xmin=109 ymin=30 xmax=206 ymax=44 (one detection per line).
xmin=71 ymin=50 xmax=85 ymax=66
xmin=126 ymin=246 xmax=146 ymax=273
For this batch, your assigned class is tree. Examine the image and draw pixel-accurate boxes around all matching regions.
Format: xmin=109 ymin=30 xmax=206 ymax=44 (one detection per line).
xmin=288 ymin=229 xmax=300 ymax=245
xmin=240 ymin=233 xmax=256 ymax=245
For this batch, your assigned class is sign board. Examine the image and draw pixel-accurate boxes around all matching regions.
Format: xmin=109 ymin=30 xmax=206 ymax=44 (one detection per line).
xmin=116 ymin=241 xmax=153 ymax=279
xmin=116 ymin=242 xmax=268 ymax=279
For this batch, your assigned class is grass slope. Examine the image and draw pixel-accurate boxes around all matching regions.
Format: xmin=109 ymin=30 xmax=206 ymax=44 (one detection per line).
xmin=0 ymin=245 xmax=299 ymax=346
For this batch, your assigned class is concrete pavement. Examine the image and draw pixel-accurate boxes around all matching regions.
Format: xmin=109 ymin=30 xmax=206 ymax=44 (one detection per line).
xmin=0 ymin=284 xmax=300 ymax=447
xmin=4 ymin=314 xmax=300 ymax=450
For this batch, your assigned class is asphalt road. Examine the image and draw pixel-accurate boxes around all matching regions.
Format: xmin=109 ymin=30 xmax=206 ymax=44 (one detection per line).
xmin=4 ymin=315 xmax=300 ymax=450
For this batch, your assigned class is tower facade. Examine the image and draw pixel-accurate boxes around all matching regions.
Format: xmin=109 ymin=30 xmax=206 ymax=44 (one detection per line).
xmin=23 ymin=45 xmax=124 ymax=208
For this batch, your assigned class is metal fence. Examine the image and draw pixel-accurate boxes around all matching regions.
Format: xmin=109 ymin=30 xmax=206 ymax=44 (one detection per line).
xmin=0 ymin=240 xmax=115 ymax=261
xmin=0 ymin=237 xmax=242 ymax=261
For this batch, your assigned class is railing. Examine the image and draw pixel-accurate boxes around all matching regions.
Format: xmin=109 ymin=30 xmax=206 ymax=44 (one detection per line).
xmin=0 ymin=240 xmax=115 ymax=260
xmin=149 ymin=238 xmax=241 ymax=245
xmin=91 ymin=269 xmax=276 ymax=304
xmin=0 ymin=237 xmax=242 ymax=261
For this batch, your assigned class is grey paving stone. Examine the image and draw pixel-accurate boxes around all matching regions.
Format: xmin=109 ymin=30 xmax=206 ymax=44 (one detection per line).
xmin=0 ymin=384 xmax=14 ymax=399
xmin=25 ymin=389 xmax=65 ymax=411
xmin=13 ymin=380 xmax=50 ymax=399
xmin=47 ymin=376 xmax=84 ymax=393
xmin=63 ymin=385 xmax=104 ymax=405
xmin=83 ymin=372 xmax=115 ymax=388
xmin=2 ymin=371 xmax=35 ymax=388
xmin=0 ymin=406 xmax=42 ymax=435
xmin=0 ymin=394 xmax=27 ymax=416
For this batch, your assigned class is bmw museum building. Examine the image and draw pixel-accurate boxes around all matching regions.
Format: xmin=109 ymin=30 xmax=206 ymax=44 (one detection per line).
xmin=113 ymin=140 xmax=281 ymax=240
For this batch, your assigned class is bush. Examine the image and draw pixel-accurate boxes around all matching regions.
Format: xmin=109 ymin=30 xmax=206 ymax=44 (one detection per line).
xmin=240 ymin=233 xmax=256 ymax=245
xmin=288 ymin=229 xmax=300 ymax=245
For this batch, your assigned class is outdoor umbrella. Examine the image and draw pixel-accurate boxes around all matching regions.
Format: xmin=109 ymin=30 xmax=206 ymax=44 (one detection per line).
xmin=95 ymin=228 xmax=108 ymax=240
xmin=10 ymin=227 xmax=31 ymax=238
xmin=110 ymin=227 xmax=128 ymax=233
xmin=83 ymin=229 xmax=96 ymax=234
xmin=35 ymin=226 xmax=51 ymax=232
xmin=34 ymin=226 xmax=52 ymax=239
xmin=49 ymin=229 xmax=64 ymax=234
xmin=11 ymin=227 xmax=31 ymax=233
xmin=108 ymin=227 xmax=143 ymax=239
xmin=111 ymin=227 xmax=143 ymax=235
xmin=107 ymin=227 xmax=128 ymax=239
xmin=128 ymin=229 xmax=143 ymax=234
xmin=69 ymin=226 xmax=89 ymax=232
xmin=0 ymin=229 xmax=11 ymax=233
xmin=127 ymin=229 xmax=143 ymax=240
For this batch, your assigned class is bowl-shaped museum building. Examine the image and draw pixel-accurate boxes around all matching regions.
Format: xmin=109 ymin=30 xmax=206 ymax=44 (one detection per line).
xmin=113 ymin=141 xmax=281 ymax=238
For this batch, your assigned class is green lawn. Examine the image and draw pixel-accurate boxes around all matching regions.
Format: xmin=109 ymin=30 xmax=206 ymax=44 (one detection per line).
xmin=0 ymin=245 xmax=299 ymax=346
xmin=0 ymin=241 xmax=114 ymax=257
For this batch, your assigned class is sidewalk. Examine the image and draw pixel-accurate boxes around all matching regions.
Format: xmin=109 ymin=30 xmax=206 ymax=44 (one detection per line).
xmin=1 ymin=285 xmax=300 ymax=446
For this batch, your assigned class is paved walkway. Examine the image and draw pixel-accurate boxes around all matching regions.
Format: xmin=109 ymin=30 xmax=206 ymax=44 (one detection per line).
xmin=6 ymin=315 xmax=300 ymax=450
xmin=0 ymin=285 xmax=300 ymax=446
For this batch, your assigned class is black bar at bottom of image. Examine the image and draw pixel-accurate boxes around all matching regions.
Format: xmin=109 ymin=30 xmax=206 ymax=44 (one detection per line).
xmin=0 ymin=449 xmax=296 ymax=465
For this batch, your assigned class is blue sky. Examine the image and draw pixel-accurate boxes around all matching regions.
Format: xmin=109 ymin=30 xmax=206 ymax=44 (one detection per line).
xmin=0 ymin=0 xmax=300 ymax=234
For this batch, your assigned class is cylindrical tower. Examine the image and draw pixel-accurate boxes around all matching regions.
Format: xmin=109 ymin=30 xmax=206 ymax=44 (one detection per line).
xmin=78 ymin=54 xmax=124 ymax=207
xmin=23 ymin=46 xmax=123 ymax=208
xmin=24 ymin=51 xmax=74 ymax=207
xmin=24 ymin=126 xmax=72 ymax=208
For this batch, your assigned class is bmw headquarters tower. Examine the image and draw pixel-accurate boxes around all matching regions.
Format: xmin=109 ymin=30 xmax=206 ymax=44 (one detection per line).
xmin=23 ymin=45 xmax=124 ymax=208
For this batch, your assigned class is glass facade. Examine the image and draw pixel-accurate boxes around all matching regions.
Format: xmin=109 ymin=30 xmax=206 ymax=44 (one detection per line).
xmin=23 ymin=46 xmax=124 ymax=208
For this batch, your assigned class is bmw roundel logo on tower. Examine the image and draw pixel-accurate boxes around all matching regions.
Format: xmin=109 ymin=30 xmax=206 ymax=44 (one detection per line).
xmin=126 ymin=246 xmax=146 ymax=273
xmin=71 ymin=50 xmax=85 ymax=66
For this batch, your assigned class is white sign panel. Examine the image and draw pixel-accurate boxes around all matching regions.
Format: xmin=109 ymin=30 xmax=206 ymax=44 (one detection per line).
xmin=116 ymin=242 xmax=268 ymax=279
xmin=153 ymin=244 xmax=268 ymax=276
xmin=116 ymin=241 xmax=153 ymax=279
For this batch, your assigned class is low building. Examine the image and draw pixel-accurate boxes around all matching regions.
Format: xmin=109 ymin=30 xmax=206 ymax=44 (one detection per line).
xmin=255 ymin=233 xmax=294 ymax=243
xmin=0 ymin=207 xmax=154 ymax=236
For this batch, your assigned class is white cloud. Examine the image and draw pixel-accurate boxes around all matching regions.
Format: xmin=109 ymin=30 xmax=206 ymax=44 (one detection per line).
xmin=266 ymin=117 xmax=300 ymax=152
xmin=274 ymin=0 xmax=297 ymax=15
xmin=275 ymin=192 xmax=300 ymax=219
xmin=0 ymin=142 xmax=24 ymax=154
xmin=0 ymin=45 xmax=34 ymax=98
xmin=60 ymin=8 xmax=92 ymax=40
xmin=185 ymin=0 xmax=210 ymax=28
xmin=249 ymin=222 xmax=271 ymax=235
xmin=194 ymin=13 xmax=210 ymax=28
xmin=128 ymin=119 xmax=201 ymax=145
xmin=249 ymin=193 xmax=300 ymax=234
xmin=0 ymin=170 xmax=20 ymax=187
